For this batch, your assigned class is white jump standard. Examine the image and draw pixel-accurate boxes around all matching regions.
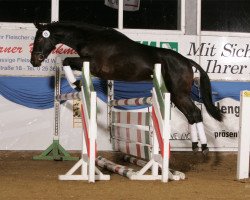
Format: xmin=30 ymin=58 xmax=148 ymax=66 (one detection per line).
xmin=236 ymin=90 xmax=250 ymax=180
xmin=59 ymin=62 xmax=110 ymax=182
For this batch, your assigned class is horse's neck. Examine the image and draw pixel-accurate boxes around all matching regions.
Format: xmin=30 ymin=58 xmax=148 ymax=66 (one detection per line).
xmin=55 ymin=27 xmax=87 ymax=51
xmin=55 ymin=31 xmax=77 ymax=50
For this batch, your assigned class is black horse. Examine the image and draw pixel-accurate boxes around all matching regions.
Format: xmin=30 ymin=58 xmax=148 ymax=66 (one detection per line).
xmin=31 ymin=22 xmax=223 ymax=154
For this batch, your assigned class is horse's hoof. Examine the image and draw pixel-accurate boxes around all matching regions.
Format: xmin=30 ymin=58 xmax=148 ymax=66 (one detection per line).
xmin=192 ymin=147 xmax=199 ymax=154
xmin=192 ymin=142 xmax=199 ymax=154
xmin=202 ymin=147 xmax=209 ymax=156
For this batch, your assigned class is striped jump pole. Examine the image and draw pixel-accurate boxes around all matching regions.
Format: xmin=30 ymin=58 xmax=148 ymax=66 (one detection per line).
xmin=96 ymin=156 xmax=135 ymax=178
xmin=110 ymin=97 xmax=152 ymax=107
xmin=59 ymin=62 xmax=110 ymax=183
xmin=56 ymin=92 xmax=81 ymax=101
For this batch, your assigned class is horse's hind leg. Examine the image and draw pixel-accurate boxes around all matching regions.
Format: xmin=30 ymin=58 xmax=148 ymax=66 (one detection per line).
xmin=188 ymin=123 xmax=199 ymax=152
xmin=196 ymin=122 xmax=209 ymax=155
xmin=173 ymin=95 xmax=209 ymax=155
xmin=189 ymin=122 xmax=209 ymax=155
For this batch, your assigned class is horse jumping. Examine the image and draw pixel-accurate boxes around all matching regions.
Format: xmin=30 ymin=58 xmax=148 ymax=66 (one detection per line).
xmin=30 ymin=22 xmax=223 ymax=155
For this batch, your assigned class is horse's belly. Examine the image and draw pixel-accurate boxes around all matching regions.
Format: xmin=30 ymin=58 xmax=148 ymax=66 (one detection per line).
xmin=91 ymin=53 xmax=155 ymax=81
xmin=92 ymin=65 xmax=152 ymax=81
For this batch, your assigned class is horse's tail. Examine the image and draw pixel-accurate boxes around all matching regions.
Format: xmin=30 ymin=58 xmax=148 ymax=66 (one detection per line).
xmin=189 ymin=59 xmax=223 ymax=122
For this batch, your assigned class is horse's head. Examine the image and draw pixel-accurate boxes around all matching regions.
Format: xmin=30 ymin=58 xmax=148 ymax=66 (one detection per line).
xmin=30 ymin=23 xmax=57 ymax=67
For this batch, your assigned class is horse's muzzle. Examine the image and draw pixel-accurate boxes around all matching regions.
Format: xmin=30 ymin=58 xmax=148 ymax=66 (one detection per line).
xmin=30 ymin=53 xmax=44 ymax=67
xmin=30 ymin=59 xmax=42 ymax=67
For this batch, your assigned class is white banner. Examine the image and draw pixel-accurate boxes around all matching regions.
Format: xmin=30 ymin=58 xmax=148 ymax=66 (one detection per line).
xmin=0 ymin=27 xmax=249 ymax=151
xmin=104 ymin=0 xmax=140 ymax=11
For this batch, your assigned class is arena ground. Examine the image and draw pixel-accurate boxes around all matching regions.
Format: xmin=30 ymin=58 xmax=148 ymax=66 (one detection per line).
xmin=0 ymin=151 xmax=249 ymax=200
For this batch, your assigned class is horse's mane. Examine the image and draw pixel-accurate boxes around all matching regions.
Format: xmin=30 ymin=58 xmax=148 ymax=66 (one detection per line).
xmin=43 ymin=21 xmax=129 ymax=41
xmin=48 ymin=21 xmax=110 ymax=32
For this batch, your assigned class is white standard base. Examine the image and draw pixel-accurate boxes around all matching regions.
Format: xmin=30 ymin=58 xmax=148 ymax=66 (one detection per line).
xmin=123 ymin=154 xmax=185 ymax=181
xmin=59 ymin=157 xmax=110 ymax=182
xmin=129 ymin=172 xmax=184 ymax=181
xmin=128 ymin=158 xmax=185 ymax=182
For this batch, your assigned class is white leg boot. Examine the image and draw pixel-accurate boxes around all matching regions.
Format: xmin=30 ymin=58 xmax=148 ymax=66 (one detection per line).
xmin=189 ymin=123 xmax=199 ymax=152
xmin=196 ymin=122 xmax=209 ymax=155
xmin=63 ymin=65 xmax=77 ymax=89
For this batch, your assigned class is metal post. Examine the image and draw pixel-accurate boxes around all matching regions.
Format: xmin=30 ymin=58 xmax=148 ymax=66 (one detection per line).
xmin=33 ymin=57 xmax=78 ymax=161
xmin=118 ymin=0 xmax=123 ymax=29
xmin=51 ymin=0 xmax=59 ymax=22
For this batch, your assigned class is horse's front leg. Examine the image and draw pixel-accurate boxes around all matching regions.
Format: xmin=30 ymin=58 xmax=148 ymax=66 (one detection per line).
xmin=62 ymin=57 xmax=85 ymax=91
xmin=63 ymin=57 xmax=84 ymax=71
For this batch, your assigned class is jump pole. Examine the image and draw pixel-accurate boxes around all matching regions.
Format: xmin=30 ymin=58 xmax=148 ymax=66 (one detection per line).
xmin=33 ymin=57 xmax=78 ymax=161
xmin=236 ymin=90 xmax=250 ymax=180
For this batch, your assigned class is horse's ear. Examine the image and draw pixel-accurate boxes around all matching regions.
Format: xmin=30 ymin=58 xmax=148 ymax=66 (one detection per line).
xmin=34 ymin=22 xmax=46 ymax=30
xmin=34 ymin=22 xmax=41 ymax=29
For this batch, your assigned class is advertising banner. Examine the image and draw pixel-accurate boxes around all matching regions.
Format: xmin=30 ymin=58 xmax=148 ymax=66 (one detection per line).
xmin=194 ymin=37 xmax=250 ymax=81
xmin=170 ymin=99 xmax=239 ymax=151
xmin=0 ymin=27 xmax=249 ymax=150
xmin=125 ymin=32 xmax=250 ymax=81
xmin=0 ymin=29 xmax=77 ymax=77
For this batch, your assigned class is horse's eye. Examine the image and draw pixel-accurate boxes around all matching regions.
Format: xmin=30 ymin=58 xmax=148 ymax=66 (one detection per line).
xmin=38 ymin=54 xmax=44 ymax=61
